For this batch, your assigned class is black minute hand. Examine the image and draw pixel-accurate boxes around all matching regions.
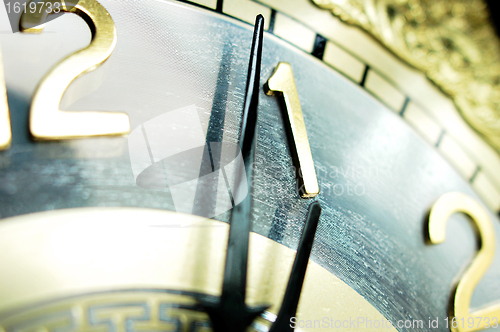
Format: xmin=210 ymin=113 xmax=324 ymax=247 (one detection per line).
xmin=269 ymin=201 xmax=322 ymax=332
xmin=200 ymin=15 xmax=268 ymax=332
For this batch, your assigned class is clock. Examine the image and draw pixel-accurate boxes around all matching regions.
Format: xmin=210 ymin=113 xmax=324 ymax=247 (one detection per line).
xmin=0 ymin=0 xmax=499 ymax=331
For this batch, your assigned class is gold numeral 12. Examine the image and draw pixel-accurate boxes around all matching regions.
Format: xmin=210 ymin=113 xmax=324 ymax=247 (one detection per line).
xmin=20 ymin=0 xmax=130 ymax=140
xmin=0 ymin=44 xmax=11 ymax=151
xmin=428 ymin=192 xmax=500 ymax=332
xmin=265 ymin=62 xmax=319 ymax=198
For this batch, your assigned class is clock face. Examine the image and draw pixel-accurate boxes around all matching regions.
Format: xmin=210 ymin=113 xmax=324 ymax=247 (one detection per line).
xmin=0 ymin=0 xmax=499 ymax=331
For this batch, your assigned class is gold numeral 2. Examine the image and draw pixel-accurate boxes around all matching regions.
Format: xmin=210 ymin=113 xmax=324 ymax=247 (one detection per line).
xmin=265 ymin=62 xmax=319 ymax=198
xmin=0 ymin=44 xmax=11 ymax=151
xmin=428 ymin=192 xmax=500 ymax=332
xmin=20 ymin=0 xmax=130 ymax=140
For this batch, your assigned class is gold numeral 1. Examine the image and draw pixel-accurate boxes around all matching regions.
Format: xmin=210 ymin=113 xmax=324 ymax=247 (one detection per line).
xmin=0 ymin=44 xmax=11 ymax=150
xmin=428 ymin=192 xmax=500 ymax=332
xmin=20 ymin=0 xmax=130 ymax=140
xmin=265 ymin=62 xmax=319 ymax=198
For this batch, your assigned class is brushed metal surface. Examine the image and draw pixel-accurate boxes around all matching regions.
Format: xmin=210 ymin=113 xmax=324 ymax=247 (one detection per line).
xmin=0 ymin=1 xmax=499 ymax=330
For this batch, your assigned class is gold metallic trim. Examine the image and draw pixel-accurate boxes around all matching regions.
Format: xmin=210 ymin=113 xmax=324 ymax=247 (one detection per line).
xmin=0 ymin=291 xmax=212 ymax=330
xmin=0 ymin=44 xmax=11 ymax=151
xmin=312 ymin=0 xmax=500 ymax=154
xmin=20 ymin=0 xmax=130 ymax=140
xmin=428 ymin=192 xmax=500 ymax=332
xmin=265 ymin=62 xmax=319 ymax=198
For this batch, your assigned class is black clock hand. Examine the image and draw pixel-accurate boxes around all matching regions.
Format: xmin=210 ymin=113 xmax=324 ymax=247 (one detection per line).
xmin=269 ymin=201 xmax=322 ymax=332
xmin=200 ymin=14 xmax=268 ymax=332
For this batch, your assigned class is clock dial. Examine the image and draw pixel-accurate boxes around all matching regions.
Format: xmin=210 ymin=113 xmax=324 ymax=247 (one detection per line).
xmin=0 ymin=1 xmax=499 ymax=331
